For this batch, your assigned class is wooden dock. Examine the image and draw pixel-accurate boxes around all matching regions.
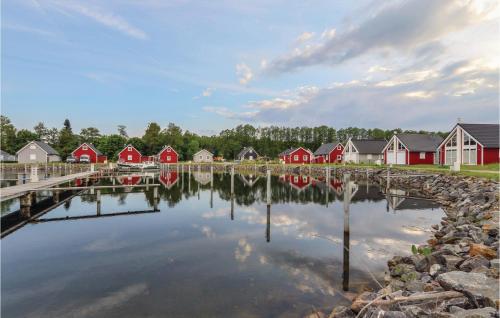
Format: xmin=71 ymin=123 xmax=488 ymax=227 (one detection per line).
xmin=0 ymin=171 xmax=97 ymax=202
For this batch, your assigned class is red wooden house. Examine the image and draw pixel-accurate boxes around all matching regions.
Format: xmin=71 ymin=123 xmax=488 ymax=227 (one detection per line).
xmin=382 ymin=134 xmax=443 ymax=165
xmin=158 ymin=145 xmax=179 ymax=163
xmin=278 ymin=147 xmax=313 ymax=164
xmin=280 ymin=174 xmax=312 ymax=191
xmin=117 ymin=174 xmax=142 ymax=186
xmin=313 ymin=142 xmax=344 ymax=164
xmin=118 ymin=144 xmax=142 ymax=163
xmin=437 ymin=123 xmax=499 ymax=166
xmin=159 ymin=171 xmax=179 ymax=189
xmin=72 ymin=143 xmax=107 ymax=163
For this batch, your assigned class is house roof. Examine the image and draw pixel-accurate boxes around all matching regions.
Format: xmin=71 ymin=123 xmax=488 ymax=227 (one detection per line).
xmin=395 ymin=134 xmax=443 ymax=152
xmin=314 ymin=142 xmax=341 ymax=155
xmin=158 ymin=145 xmax=178 ymax=156
xmin=75 ymin=143 xmax=103 ymax=156
xmin=350 ymin=139 xmax=386 ymax=154
xmin=194 ymin=149 xmax=213 ymax=156
xmin=119 ymin=144 xmax=141 ymax=156
xmin=459 ymin=123 xmax=499 ymax=148
xmin=1 ymin=150 xmax=14 ymax=157
xmin=278 ymin=147 xmax=313 ymax=156
xmin=237 ymin=147 xmax=259 ymax=158
xmin=18 ymin=141 xmax=60 ymax=155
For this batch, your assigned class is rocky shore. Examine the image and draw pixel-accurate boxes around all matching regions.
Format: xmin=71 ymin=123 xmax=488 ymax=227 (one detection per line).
xmin=314 ymin=169 xmax=499 ymax=318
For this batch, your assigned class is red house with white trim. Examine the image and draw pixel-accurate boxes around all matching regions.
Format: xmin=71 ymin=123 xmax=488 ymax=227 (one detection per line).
xmin=118 ymin=144 xmax=142 ymax=163
xmin=280 ymin=174 xmax=312 ymax=191
xmin=382 ymin=134 xmax=443 ymax=165
xmin=278 ymin=147 xmax=313 ymax=164
xmin=117 ymin=174 xmax=142 ymax=186
xmin=313 ymin=142 xmax=344 ymax=164
xmin=437 ymin=123 xmax=499 ymax=166
xmin=72 ymin=143 xmax=107 ymax=163
xmin=158 ymin=145 xmax=179 ymax=163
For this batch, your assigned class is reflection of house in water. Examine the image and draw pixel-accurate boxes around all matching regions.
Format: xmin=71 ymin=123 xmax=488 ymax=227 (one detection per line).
xmin=386 ymin=189 xmax=440 ymax=211
xmin=279 ymin=174 xmax=312 ymax=191
xmin=193 ymin=171 xmax=211 ymax=185
xmin=349 ymin=183 xmax=385 ymax=203
xmin=117 ymin=175 xmax=142 ymax=192
xmin=238 ymin=174 xmax=260 ymax=187
xmin=159 ymin=171 xmax=178 ymax=189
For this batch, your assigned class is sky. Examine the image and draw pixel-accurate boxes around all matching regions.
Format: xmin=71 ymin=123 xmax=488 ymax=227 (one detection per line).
xmin=2 ymin=0 xmax=499 ymax=136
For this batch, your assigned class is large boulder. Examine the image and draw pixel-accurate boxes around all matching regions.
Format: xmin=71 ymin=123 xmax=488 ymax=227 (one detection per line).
xmin=437 ymin=271 xmax=499 ymax=307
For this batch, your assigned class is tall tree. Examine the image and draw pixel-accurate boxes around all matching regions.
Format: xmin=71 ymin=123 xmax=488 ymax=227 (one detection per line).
xmin=142 ymin=122 xmax=162 ymax=154
xmin=117 ymin=125 xmax=128 ymax=138
xmin=80 ymin=127 xmax=101 ymax=143
xmin=58 ymin=119 xmax=78 ymax=159
xmin=33 ymin=122 xmax=49 ymax=140
xmin=15 ymin=129 xmax=38 ymax=151
xmin=0 ymin=116 xmax=17 ymax=153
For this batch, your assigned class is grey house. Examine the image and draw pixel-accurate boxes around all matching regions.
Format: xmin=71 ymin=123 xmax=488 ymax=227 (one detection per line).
xmin=16 ymin=141 xmax=61 ymax=164
xmin=193 ymin=149 xmax=213 ymax=163
xmin=0 ymin=150 xmax=16 ymax=162
xmin=237 ymin=147 xmax=259 ymax=161
xmin=343 ymin=138 xmax=386 ymax=164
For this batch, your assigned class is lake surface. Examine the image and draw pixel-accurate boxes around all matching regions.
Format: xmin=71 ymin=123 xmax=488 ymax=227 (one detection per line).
xmin=1 ymin=171 xmax=443 ymax=317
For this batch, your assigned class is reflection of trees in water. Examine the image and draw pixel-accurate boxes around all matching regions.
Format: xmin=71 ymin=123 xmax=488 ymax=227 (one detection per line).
xmin=1 ymin=200 xmax=16 ymax=214
xmin=86 ymin=173 xmax=387 ymax=208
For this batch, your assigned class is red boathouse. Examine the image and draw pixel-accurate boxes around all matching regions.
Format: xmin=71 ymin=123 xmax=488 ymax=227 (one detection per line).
xmin=313 ymin=142 xmax=344 ymax=164
xmin=158 ymin=145 xmax=179 ymax=163
xmin=278 ymin=147 xmax=313 ymax=164
xmin=118 ymin=144 xmax=142 ymax=163
xmin=72 ymin=143 xmax=107 ymax=163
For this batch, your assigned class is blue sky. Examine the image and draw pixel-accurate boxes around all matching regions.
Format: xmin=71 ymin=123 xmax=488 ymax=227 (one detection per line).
xmin=2 ymin=0 xmax=499 ymax=136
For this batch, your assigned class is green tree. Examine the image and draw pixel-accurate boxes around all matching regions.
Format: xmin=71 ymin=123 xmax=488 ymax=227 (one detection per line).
xmin=117 ymin=125 xmax=128 ymax=138
xmin=142 ymin=122 xmax=162 ymax=154
xmin=33 ymin=122 xmax=49 ymax=140
xmin=15 ymin=129 xmax=38 ymax=151
xmin=58 ymin=119 xmax=79 ymax=159
xmin=95 ymin=134 xmax=127 ymax=160
xmin=0 ymin=116 xmax=17 ymax=153
xmin=80 ymin=127 xmax=101 ymax=143
xmin=127 ymin=137 xmax=146 ymax=154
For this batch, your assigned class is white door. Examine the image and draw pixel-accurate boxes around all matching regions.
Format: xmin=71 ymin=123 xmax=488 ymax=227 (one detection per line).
xmin=396 ymin=151 xmax=406 ymax=164
xmin=386 ymin=152 xmax=396 ymax=164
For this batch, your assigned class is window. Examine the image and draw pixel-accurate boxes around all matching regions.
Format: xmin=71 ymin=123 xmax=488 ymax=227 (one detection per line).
xmin=337 ymin=145 xmax=342 ymax=150
xmin=82 ymin=145 xmax=88 ymax=150
xmin=127 ymin=155 xmax=132 ymax=161
xmin=167 ymin=156 xmax=171 ymax=161
xmin=30 ymin=154 xmax=36 ymax=160
xmin=199 ymin=155 xmax=203 ymax=160
xmin=337 ymin=155 xmax=342 ymax=161
xmin=166 ymin=148 xmax=171 ymax=152
xmin=293 ymin=155 xmax=299 ymax=161
xmin=294 ymin=176 xmax=299 ymax=182
xmin=419 ymin=152 xmax=426 ymax=159
xmin=302 ymin=176 xmax=307 ymax=182
xmin=30 ymin=144 xmax=36 ymax=149
xmin=397 ymin=141 xmax=406 ymax=150
xmin=127 ymin=146 xmax=132 ymax=151
xmin=367 ymin=154 xmax=373 ymax=159
xmin=303 ymin=155 xmax=307 ymax=161
xmin=387 ymin=143 xmax=394 ymax=151
xmin=206 ymin=156 xmax=210 ymax=160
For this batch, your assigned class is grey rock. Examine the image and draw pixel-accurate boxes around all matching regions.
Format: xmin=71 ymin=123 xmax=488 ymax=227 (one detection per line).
xmin=453 ymin=307 xmax=497 ymax=318
xmin=490 ymin=259 xmax=500 ymax=270
xmin=402 ymin=305 xmax=430 ymax=317
xmin=437 ymin=271 xmax=499 ymax=307
xmin=430 ymin=264 xmax=443 ymax=277
xmin=459 ymin=255 xmax=490 ymax=272
xmin=441 ymin=254 xmax=463 ymax=269
xmin=329 ymin=306 xmax=355 ymax=318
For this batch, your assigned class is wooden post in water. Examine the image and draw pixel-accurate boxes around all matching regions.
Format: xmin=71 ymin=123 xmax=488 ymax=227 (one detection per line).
xmin=153 ymin=186 xmax=158 ymax=211
xmin=188 ymin=165 xmax=191 ymax=193
xmin=342 ymin=173 xmax=351 ymax=292
xmin=20 ymin=192 xmax=36 ymax=219
xmin=325 ymin=167 xmax=330 ymax=207
xmin=386 ymin=167 xmax=390 ymax=190
xmin=96 ymin=190 xmax=101 ymax=215
xmin=53 ymin=190 xmax=60 ymax=203
xmin=231 ymin=165 xmax=235 ymax=220
xmin=266 ymin=169 xmax=271 ymax=242
xmin=210 ymin=166 xmax=214 ymax=208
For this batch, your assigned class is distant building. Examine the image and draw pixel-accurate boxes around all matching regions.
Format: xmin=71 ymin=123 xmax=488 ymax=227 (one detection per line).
xmin=383 ymin=134 xmax=443 ymax=165
xmin=16 ymin=141 xmax=61 ymax=164
xmin=158 ymin=145 xmax=178 ymax=163
xmin=313 ymin=142 xmax=344 ymax=164
xmin=0 ymin=150 xmax=16 ymax=162
xmin=437 ymin=123 xmax=499 ymax=166
xmin=118 ymin=144 xmax=142 ymax=163
xmin=193 ymin=149 xmax=213 ymax=163
xmin=72 ymin=143 xmax=107 ymax=163
xmin=278 ymin=147 xmax=313 ymax=164
xmin=343 ymin=139 xmax=386 ymax=164
xmin=237 ymin=147 xmax=259 ymax=161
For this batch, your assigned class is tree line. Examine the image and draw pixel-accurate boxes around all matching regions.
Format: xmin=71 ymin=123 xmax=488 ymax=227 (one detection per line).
xmin=0 ymin=115 xmax=448 ymax=161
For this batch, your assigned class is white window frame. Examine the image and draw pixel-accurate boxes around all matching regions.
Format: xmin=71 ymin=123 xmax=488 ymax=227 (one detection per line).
xmin=293 ymin=176 xmax=299 ymax=182
xmin=337 ymin=155 xmax=342 ymax=161
xmin=30 ymin=154 xmax=36 ymax=160
xmin=303 ymin=155 xmax=307 ymax=161
xmin=206 ymin=156 xmax=210 ymax=160
xmin=167 ymin=156 xmax=171 ymax=161
xmin=127 ymin=155 xmax=132 ymax=161
xmin=30 ymin=144 xmax=36 ymax=150
xmin=82 ymin=145 xmax=88 ymax=150
xmin=293 ymin=155 xmax=299 ymax=161
xmin=127 ymin=146 xmax=132 ymax=151
xmin=337 ymin=145 xmax=341 ymax=150
xmin=419 ymin=152 xmax=425 ymax=159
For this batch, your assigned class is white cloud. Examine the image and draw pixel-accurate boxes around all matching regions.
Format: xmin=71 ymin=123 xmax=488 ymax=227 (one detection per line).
xmin=202 ymin=87 xmax=215 ymax=97
xmin=296 ymin=31 xmax=315 ymax=43
xmin=50 ymin=1 xmax=148 ymax=40
xmin=234 ymin=238 xmax=253 ymax=263
xmin=236 ymin=63 xmax=253 ymax=85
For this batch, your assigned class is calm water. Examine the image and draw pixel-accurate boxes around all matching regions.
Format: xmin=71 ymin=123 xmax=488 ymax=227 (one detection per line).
xmin=1 ymin=171 xmax=443 ymax=317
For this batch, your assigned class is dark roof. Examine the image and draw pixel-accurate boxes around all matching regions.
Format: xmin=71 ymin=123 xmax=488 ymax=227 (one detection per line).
xmin=396 ymin=134 xmax=443 ymax=152
xmin=459 ymin=123 xmax=499 ymax=148
xmin=33 ymin=141 xmax=60 ymax=155
xmin=237 ymin=147 xmax=259 ymax=158
xmin=314 ymin=142 xmax=341 ymax=155
xmin=278 ymin=148 xmax=295 ymax=156
xmin=350 ymin=139 xmax=386 ymax=154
